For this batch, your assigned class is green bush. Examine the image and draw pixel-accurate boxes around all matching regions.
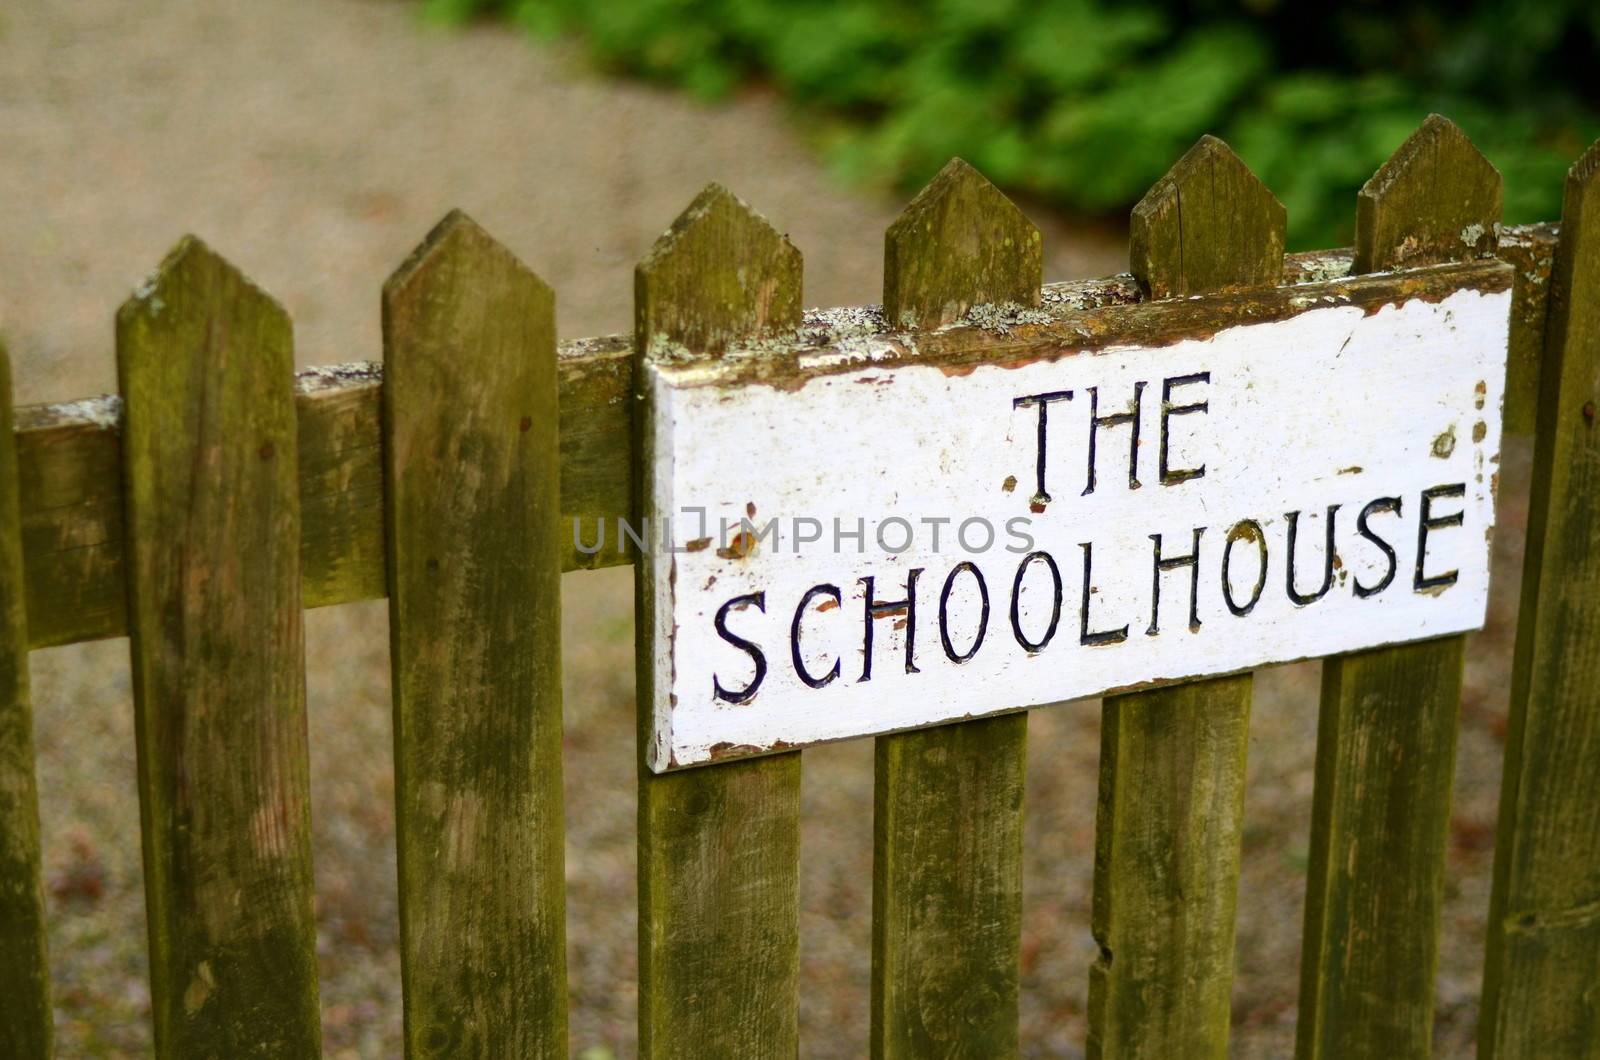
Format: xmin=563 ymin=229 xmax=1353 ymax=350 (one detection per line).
xmin=425 ymin=0 xmax=1599 ymax=247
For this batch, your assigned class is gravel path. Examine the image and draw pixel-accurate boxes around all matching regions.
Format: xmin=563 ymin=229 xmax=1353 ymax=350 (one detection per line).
xmin=1 ymin=2 xmax=1511 ymax=1056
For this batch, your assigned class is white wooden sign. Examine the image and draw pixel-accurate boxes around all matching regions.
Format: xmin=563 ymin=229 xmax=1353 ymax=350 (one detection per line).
xmin=639 ymin=268 xmax=1511 ymax=770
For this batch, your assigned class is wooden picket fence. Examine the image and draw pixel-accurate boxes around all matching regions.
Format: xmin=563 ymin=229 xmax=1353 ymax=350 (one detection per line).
xmin=0 ymin=114 xmax=1596 ymax=1058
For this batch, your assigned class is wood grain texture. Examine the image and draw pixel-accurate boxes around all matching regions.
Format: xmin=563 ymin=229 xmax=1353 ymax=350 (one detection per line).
xmin=635 ymin=183 xmax=802 ymax=357
xmin=1297 ymin=116 xmax=1501 ymax=1060
xmin=8 ymin=234 xmax=1556 ymax=652
xmin=117 ymin=237 xmax=320 ymax=1056
xmin=1354 ymin=114 xmax=1503 ymax=274
xmin=1497 ymin=223 xmax=1561 ymax=435
xmin=1089 ymin=676 xmax=1252 ymax=1059
xmin=0 ymin=339 xmax=52 ymax=1059
xmin=1087 ymin=135 xmax=1272 ymax=1060
xmin=1480 ymin=139 xmax=1600 ymax=1059
xmin=1130 ymin=134 xmax=1287 ymax=299
xmin=635 ymin=185 xmax=803 ymax=1057
xmin=1297 ymin=639 xmax=1463 ymax=1057
xmin=872 ymin=159 xmax=1033 ymax=1058
xmin=883 ymin=157 xmax=1042 ymax=329
xmin=383 ymin=212 xmax=567 ymax=1058
xmin=873 ymin=714 xmax=1026 ymax=1057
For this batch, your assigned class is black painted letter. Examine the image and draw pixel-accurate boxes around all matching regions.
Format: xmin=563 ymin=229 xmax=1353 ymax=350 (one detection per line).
xmin=1159 ymin=372 xmax=1210 ymax=485
xmin=1415 ymin=483 xmax=1466 ymax=592
xmin=1285 ymin=505 xmax=1341 ymax=606
xmin=1354 ymin=496 xmax=1402 ymax=598
xmin=939 ymin=562 xmax=990 ymax=663
xmin=1009 ymin=551 xmax=1063 ymax=653
xmin=790 ymin=584 xmax=842 ymax=689
xmin=1148 ymin=527 xmax=1205 ymax=635
xmin=713 ymin=592 xmax=768 ymax=704
xmin=1083 ymin=382 xmax=1145 ymax=495
xmin=1221 ymin=519 xmax=1268 ymax=616
xmin=859 ymin=570 xmax=923 ymax=681
xmin=1013 ymin=390 xmax=1073 ymax=505
xmin=1080 ymin=542 xmax=1130 ymax=645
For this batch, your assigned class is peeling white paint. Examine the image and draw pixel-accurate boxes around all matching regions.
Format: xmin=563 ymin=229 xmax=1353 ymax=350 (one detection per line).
xmin=645 ymin=286 xmax=1511 ymax=770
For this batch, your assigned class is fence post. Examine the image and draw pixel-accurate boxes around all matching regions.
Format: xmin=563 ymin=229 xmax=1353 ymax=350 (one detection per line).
xmin=634 ymin=185 xmax=804 ymax=1057
xmin=871 ymin=158 xmax=1035 ymax=1058
xmin=0 ymin=338 xmax=52 ymax=1058
xmin=1087 ymin=135 xmax=1281 ymax=1059
xmin=1480 ymin=138 xmax=1600 ymax=1057
xmin=1295 ymin=115 xmax=1501 ymax=1059
xmin=383 ymin=212 xmax=568 ymax=1056
xmin=117 ymin=237 xmax=321 ymax=1054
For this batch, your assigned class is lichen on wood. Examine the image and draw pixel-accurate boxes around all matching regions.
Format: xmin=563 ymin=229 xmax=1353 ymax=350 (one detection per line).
xmin=873 ymin=158 xmax=1034 ymax=1058
xmin=883 ymin=157 xmax=1042 ymax=329
xmin=0 ymin=338 xmax=52 ymax=1059
xmin=1480 ymin=137 xmax=1600 ymax=1059
xmin=1088 ymin=133 xmax=1267 ymax=1060
xmin=1354 ymin=114 xmax=1503 ymax=274
xmin=117 ymin=236 xmax=321 ymax=1055
xmin=634 ymin=185 xmax=803 ymax=1058
xmin=4 ymin=232 xmax=1552 ymax=653
xmin=383 ymin=210 xmax=568 ymax=1057
xmin=1297 ymin=114 xmax=1503 ymax=1060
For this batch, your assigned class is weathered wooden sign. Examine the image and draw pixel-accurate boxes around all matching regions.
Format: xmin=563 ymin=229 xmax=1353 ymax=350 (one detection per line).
xmin=638 ymin=261 xmax=1511 ymax=770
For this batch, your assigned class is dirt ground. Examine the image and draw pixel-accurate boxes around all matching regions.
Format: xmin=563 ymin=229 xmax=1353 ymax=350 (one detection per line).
xmin=1 ymin=1 xmax=1521 ymax=1056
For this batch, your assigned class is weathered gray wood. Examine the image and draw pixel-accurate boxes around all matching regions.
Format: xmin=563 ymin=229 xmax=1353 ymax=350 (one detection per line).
xmin=1355 ymin=114 xmax=1503 ymax=274
xmin=636 ymin=183 xmax=802 ymax=357
xmin=1480 ymin=139 xmax=1600 ymax=1059
xmin=9 ymin=232 xmax=1554 ymax=652
xmin=1130 ymin=134 xmax=1287 ymax=299
xmin=883 ymin=157 xmax=1043 ymax=329
xmin=1298 ymin=639 xmax=1463 ymax=1056
xmin=874 ymin=715 xmax=1027 ymax=1056
xmin=383 ymin=212 xmax=568 ymax=1057
xmin=1498 ymin=223 xmax=1561 ymax=435
xmin=118 ymin=237 xmax=321 ymax=1055
xmin=1297 ymin=115 xmax=1501 ymax=1060
xmin=1090 ymin=675 xmax=1252 ymax=1059
xmin=0 ymin=338 xmax=52 ymax=1059
xmin=1088 ymin=135 xmax=1276 ymax=1060
xmin=635 ymin=184 xmax=804 ymax=1057
xmin=872 ymin=159 xmax=1034 ymax=1058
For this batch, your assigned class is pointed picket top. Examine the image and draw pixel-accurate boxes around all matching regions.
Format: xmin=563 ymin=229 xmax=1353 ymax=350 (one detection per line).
xmin=635 ymin=183 xmax=802 ymax=356
xmin=117 ymin=235 xmax=290 ymax=344
xmin=1355 ymin=114 xmax=1503 ymax=274
xmin=883 ymin=157 xmax=1042 ymax=329
xmin=1564 ymin=137 xmax=1600 ymax=229
xmin=384 ymin=209 xmax=553 ymax=317
xmin=1551 ymin=137 xmax=1600 ymax=302
xmin=1478 ymin=135 xmax=1600 ymax=1056
xmin=1575 ymin=136 xmax=1600 ymax=186
xmin=115 ymin=230 xmax=319 ymax=1052
xmin=383 ymin=209 xmax=566 ymax=1053
xmin=1130 ymin=134 xmax=1286 ymax=299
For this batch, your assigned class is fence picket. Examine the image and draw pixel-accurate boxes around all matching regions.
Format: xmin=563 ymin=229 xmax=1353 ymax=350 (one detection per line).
xmin=1295 ymin=115 xmax=1501 ymax=1059
xmin=1087 ymin=135 xmax=1280 ymax=1059
xmin=117 ymin=237 xmax=321 ymax=1054
xmin=1480 ymin=139 xmax=1600 ymax=1057
xmin=383 ymin=212 xmax=568 ymax=1057
xmin=634 ymin=184 xmax=804 ymax=1057
xmin=3 ymin=125 xmax=1585 ymax=1058
xmin=871 ymin=158 xmax=1036 ymax=1058
xmin=8 ymin=229 xmax=1564 ymax=651
xmin=0 ymin=339 xmax=52 ymax=1059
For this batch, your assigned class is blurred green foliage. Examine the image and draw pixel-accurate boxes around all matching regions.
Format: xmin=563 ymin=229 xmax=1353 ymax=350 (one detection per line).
xmin=425 ymin=0 xmax=1599 ymax=247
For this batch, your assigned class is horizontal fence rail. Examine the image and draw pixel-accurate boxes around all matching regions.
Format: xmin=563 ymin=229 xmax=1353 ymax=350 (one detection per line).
xmin=2 ymin=119 xmax=1597 ymax=1058
xmin=11 ymin=230 xmax=1558 ymax=653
